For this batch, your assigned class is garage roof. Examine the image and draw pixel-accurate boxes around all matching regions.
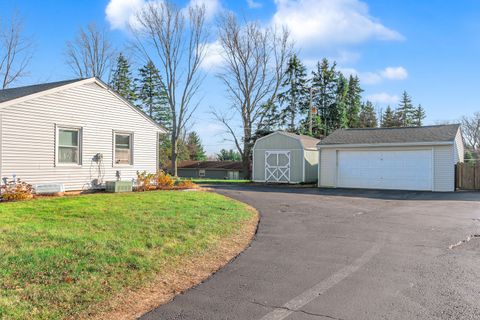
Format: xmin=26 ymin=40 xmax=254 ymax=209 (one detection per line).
xmin=318 ymin=124 xmax=460 ymax=146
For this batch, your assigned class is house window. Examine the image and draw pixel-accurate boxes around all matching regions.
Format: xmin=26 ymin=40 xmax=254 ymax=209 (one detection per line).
xmin=58 ymin=128 xmax=81 ymax=165
xmin=199 ymin=169 xmax=206 ymax=177
xmin=114 ymin=133 xmax=133 ymax=165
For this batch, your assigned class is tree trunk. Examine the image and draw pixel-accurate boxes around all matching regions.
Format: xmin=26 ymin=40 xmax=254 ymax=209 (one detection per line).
xmin=171 ymin=132 xmax=178 ymax=177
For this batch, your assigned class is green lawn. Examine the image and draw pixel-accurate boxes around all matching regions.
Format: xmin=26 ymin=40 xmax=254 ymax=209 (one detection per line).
xmin=0 ymin=191 xmax=254 ymax=320
xmin=190 ymin=179 xmax=252 ymax=184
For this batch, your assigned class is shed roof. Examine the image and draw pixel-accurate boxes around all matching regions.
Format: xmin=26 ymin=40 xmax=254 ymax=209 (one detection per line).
xmin=178 ymin=161 xmax=243 ymax=170
xmin=318 ymin=124 xmax=460 ymax=146
xmin=257 ymin=131 xmax=320 ymax=149
xmin=0 ymin=79 xmax=83 ymax=103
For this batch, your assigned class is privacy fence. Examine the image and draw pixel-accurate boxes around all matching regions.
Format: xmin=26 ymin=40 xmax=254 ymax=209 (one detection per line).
xmin=456 ymin=162 xmax=480 ymax=190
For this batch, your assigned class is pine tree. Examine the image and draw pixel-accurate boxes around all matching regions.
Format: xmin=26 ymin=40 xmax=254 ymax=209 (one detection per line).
xmin=277 ymin=54 xmax=309 ymax=132
xmin=185 ymin=131 xmax=206 ymax=161
xmin=397 ymin=91 xmax=415 ymax=126
xmin=311 ymin=58 xmax=338 ymax=136
xmin=412 ymin=104 xmax=426 ymax=126
xmin=345 ymin=75 xmax=363 ymax=128
xmin=110 ymin=53 xmax=136 ymax=103
xmin=136 ymin=60 xmax=171 ymax=129
xmin=333 ymin=73 xmax=349 ymax=129
xmin=381 ymin=106 xmax=397 ymax=127
xmin=217 ymin=149 xmax=241 ymax=161
xmin=358 ymin=101 xmax=377 ymax=128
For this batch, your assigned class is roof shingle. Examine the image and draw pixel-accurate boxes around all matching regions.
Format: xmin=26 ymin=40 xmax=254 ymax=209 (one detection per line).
xmin=0 ymin=79 xmax=83 ymax=104
xmin=318 ymin=124 xmax=460 ymax=146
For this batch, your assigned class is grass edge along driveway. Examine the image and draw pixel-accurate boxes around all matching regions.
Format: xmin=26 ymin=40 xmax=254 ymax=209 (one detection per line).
xmin=0 ymin=190 xmax=258 ymax=320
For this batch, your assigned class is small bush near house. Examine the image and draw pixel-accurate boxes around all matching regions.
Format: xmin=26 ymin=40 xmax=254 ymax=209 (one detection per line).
xmin=156 ymin=170 xmax=175 ymax=189
xmin=0 ymin=178 xmax=34 ymax=202
xmin=136 ymin=171 xmax=156 ymax=191
xmin=176 ymin=179 xmax=197 ymax=189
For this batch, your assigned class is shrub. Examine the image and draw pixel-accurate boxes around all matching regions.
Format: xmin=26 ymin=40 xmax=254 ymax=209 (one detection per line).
xmin=156 ymin=170 xmax=174 ymax=189
xmin=135 ymin=171 xmax=156 ymax=192
xmin=1 ymin=178 xmax=34 ymax=202
xmin=176 ymin=179 xmax=197 ymax=189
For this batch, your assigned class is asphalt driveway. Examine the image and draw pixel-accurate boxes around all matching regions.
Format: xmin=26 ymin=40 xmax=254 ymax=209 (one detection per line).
xmin=141 ymin=185 xmax=480 ymax=320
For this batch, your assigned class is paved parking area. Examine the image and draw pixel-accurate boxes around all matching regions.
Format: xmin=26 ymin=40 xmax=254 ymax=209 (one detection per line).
xmin=141 ymin=185 xmax=480 ymax=320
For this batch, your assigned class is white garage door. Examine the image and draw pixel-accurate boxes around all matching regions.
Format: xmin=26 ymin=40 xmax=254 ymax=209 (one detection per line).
xmin=337 ymin=149 xmax=433 ymax=191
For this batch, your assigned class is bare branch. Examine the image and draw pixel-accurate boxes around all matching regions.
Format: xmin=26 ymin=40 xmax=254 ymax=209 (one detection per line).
xmin=462 ymin=112 xmax=480 ymax=151
xmin=64 ymin=23 xmax=114 ymax=79
xmin=0 ymin=14 xmax=34 ymax=89
xmin=133 ymin=0 xmax=208 ymax=175
xmin=216 ymin=13 xmax=292 ymax=177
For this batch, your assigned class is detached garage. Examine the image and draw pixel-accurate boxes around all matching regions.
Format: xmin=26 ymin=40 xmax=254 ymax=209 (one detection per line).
xmin=318 ymin=124 xmax=464 ymax=192
xmin=253 ymin=131 xmax=320 ymax=183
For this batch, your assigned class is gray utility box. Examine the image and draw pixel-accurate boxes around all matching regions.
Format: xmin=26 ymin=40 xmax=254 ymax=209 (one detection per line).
xmin=105 ymin=181 xmax=133 ymax=193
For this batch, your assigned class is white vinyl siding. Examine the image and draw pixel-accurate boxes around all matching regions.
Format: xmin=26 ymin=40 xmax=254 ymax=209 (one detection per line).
xmin=319 ymin=148 xmax=336 ymax=187
xmin=0 ymin=81 xmax=161 ymax=191
xmin=434 ymin=145 xmax=455 ymax=192
xmin=454 ymin=128 xmax=464 ymax=163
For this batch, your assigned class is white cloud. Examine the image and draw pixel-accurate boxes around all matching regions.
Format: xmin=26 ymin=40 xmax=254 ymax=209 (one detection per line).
xmin=367 ymin=92 xmax=399 ymax=104
xmin=105 ymin=0 xmax=220 ymax=30
xmin=247 ymin=0 xmax=262 ymax=9
xmin=339 ymin=66 xmax=408 ymax=85
xmin=272 ymin=0 xmax=403 ymax=49
xmin=186 ymin=0 xmax=222 ymax=21
xmin=381 ymin=66 xmax=408 ymax=80
xmin=105 ymin=0 xmax=146 ymax=30
xmin=201 ymin=41 xmax=225 ymax=71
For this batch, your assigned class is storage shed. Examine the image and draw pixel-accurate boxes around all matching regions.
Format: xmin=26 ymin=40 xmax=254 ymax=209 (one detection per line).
xmin=252 ymin=131 xmax=320 ymax=183
xmin=318 ymin=124 xmax=464 ymax=192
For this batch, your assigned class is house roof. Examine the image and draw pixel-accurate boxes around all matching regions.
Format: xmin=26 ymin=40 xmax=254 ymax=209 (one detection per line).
xmin=0 ymin=79 xmax=83 ymax=103
xmin=0 ymin=78 xmax=167 ymax=132
xmin=278 ymin=131 xmax=321 ymax=149
xmin=318 ymin=124 xmax=461 ymax=146
xmin=178 ymin=161 xmax=243 ymax=170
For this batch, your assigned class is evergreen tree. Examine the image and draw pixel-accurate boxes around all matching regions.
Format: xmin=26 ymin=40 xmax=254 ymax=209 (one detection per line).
xmin=216 ymin=149 xmax=241 ymax=161
xmin=110 ymin=53 xmax=136 ymax=103
xmin=158 ymin=134 xmax=189 ymax=170
xmin=311 ymin=58 xmax=338 ymax=136
xmin=381 ymin=106 xmax=397 ymax=127
xmin=397 ymin=91 xmax=415 ymax=126
xmin=185 ymin=131 xmax=206 ymax=160
xmin=345 ymin=75 xmax=363 ymax=128
xmin=136 ymin=60 xmax=171 ymax=129
xmin=333 ymin=73 xmax=349 ymax=130
xmin=412 ymin=104 xmax=426 ymax=126
xmin=277 ymin=54 xmax=309 ymax=131
xmin=358 ymin=101 xmax=377 ymax=128
xmin=256 ymin=101 xmax=282 ymax=136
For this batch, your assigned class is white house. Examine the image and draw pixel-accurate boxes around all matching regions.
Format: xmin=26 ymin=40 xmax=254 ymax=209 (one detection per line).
xmin=318 ymin=124 xmax=464 ymax=192
xmin=0 ymin=78 xmax=166 ymax=191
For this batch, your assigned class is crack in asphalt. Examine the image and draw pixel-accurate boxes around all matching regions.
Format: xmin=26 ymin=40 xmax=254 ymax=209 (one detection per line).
xmin=449 ymin=234 xmax=480 ymax=249
xmin=251 ymin=300 xmax=346 ymax=320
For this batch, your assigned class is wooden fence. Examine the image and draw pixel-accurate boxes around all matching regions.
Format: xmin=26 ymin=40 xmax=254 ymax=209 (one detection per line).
xmin=456 ymin=162 xmax=480 ymax=190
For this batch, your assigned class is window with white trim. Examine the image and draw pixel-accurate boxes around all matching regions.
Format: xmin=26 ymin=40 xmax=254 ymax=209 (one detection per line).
xmin=199 ymin=169 xmax=206 ymax=177
xmin=114 ymin=132 xmax=133 ymax=165
xmin=58 ymin=128 xmax=81 ymax=165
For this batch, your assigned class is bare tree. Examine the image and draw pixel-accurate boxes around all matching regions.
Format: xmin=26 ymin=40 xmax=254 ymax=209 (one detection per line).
xmin=461 ymin=112 xmax=480 ymax=150
xmin=133 ymin=1 xmax=208 ymax=176
xmin=214 ymin=14 xmax=291 ymax=178
xmin=0 ymin=14 xmax=33 ymax=89
xmin=65 ymin=23 xmax=114 ymax=79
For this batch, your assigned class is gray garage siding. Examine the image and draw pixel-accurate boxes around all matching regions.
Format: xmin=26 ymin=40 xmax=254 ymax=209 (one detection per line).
xmin=253 ymin=148 xmax=304 ymax=182
xmin=304 ymin=150 xmax=318 ymax=182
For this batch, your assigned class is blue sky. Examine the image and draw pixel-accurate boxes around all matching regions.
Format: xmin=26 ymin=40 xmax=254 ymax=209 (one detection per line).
xmin=1 ymin=0 xmax=479 ymax=154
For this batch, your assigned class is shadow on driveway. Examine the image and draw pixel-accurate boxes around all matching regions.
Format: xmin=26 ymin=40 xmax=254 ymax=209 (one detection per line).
xmin=206 ymin=183 xmax=480 ymax=202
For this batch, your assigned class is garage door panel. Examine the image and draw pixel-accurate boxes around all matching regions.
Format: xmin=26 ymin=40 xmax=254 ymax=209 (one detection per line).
xmin=337 ymin=150 xmax=432 ymax=191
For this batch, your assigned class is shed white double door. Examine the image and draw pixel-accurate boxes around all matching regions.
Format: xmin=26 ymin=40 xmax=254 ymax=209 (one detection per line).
xmin=265 ymin=151 xmax=291 ymax=183
xmin=337 ymin=149 xmax=433 ymax=191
